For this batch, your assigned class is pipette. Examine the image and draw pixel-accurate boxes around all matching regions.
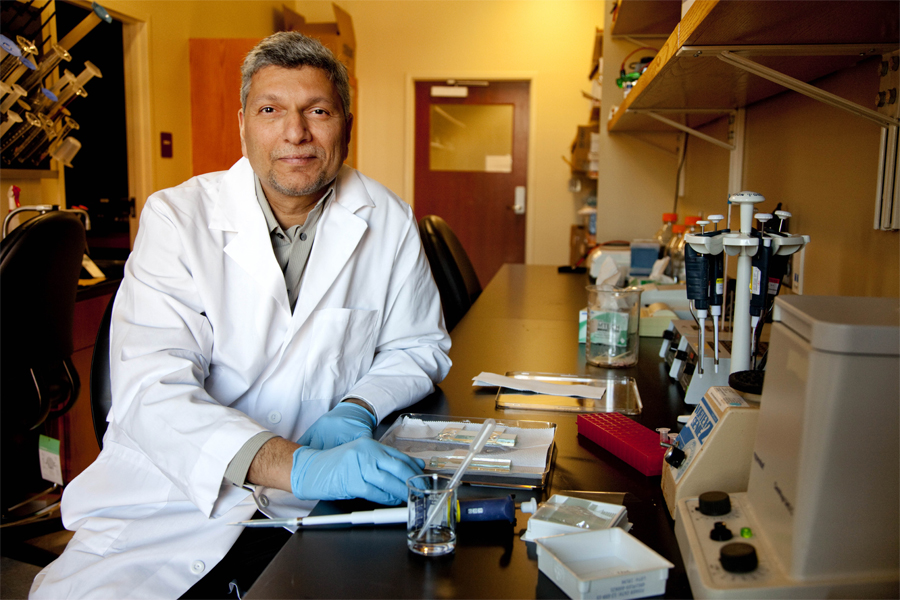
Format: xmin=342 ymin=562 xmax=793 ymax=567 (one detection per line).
xmin=232 ymin=506 xmax=408 ymax=528
xmin=417 ymin=419 xmax=496 ymax=541
xmin=231 ymin=495 xmax=518 ymax=528
xmin=749 ymin=213 xmax=773 ymax=363
xmin=684 ymin=221 xmax=710 ymax=377
xmin=707 ymin=214 xmax=725 ymax=372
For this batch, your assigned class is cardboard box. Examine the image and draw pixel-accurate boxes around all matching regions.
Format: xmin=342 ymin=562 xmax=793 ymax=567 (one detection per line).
xmin=570 ymin=124 xmax=599 ymax=176
xmin=283 ymin=3 xmax=356 ymax=77
xmin=570 ymin=224 xmax=591 ymax=266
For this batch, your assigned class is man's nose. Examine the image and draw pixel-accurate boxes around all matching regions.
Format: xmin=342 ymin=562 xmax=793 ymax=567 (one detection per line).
xmin=284 ymin=111 xmax=312 ymax=145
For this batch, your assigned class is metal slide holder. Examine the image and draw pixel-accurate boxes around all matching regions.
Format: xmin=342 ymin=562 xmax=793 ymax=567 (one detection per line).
xmin=684 ymin=192 xmax=809 ymax=374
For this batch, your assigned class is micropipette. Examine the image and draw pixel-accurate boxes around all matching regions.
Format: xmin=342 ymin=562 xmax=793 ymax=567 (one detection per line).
xmin=417 ymin=419 xmax=496 ymax=541
xmin=707 ymin=214 xmax=725 ymax=372
xmin=232 ymin=506 xmax=408 ymax=528
xmin=231 ymin=495 xmax=517 ymax=528
xmin=749 ymin=213 xmax=773 ymax=362
xmin=684 ymin=221 xmax=710 ymax=377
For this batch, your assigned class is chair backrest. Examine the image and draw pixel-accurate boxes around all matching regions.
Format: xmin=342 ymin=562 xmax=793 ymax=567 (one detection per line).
xmin=90 ymin=289 xmax=117 ymax=450
xmin=0 ymin=211 xmax=86 ymax=430
xmin=417 ymin=215 xmax=482 ymax=332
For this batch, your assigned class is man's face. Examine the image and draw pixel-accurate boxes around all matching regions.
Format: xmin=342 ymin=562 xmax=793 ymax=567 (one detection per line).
xmin=239 ymin=65 xmax=351 ymax=206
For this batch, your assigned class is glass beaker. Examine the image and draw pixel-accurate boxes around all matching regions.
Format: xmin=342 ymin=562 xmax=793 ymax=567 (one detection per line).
xmin=585 ymin=286 xmax=642 ymax=368
xmin=407 ymin=473 xmax=457 ymax=556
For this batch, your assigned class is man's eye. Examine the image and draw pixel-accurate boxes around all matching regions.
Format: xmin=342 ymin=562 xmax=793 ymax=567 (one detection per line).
xmin=260 ymin=107 xmax=275 ymax=114
xmin=311 ymin=108 xmax=328 ymax=115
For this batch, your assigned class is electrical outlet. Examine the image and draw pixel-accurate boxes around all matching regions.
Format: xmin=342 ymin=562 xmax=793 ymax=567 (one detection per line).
xmin=877 ymin=50 xmax=900 ymax=119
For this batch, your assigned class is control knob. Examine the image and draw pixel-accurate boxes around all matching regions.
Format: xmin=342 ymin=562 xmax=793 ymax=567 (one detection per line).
xmin=698 ymin=491 xmax=731 ymax=516
xmin=719 ymin=542 xmax=758 ymax=573
xmin=710 ymin=522 xmax=733 ymax=541
xmin=664 ymin=445 xmax=686 ymax=468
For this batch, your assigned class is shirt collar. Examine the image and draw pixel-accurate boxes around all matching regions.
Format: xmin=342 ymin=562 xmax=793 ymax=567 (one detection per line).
xmin=253 ymin=173 xmax=334 ymax=234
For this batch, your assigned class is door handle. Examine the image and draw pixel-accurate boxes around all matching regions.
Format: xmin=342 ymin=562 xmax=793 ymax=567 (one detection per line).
xmin=510 ymin=186 xmax=526 ymax=215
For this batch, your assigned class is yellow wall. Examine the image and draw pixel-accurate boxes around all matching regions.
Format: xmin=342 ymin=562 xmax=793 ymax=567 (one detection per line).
xmin=99 ymin=0 xmax=285 ymax=193
xmin=310 ymin=0 xmax=605 ymax=266
xmin=89 ymin=0 xmax=603 ymax=268
xmin=595 ymin=7 xmax=680 ymax=247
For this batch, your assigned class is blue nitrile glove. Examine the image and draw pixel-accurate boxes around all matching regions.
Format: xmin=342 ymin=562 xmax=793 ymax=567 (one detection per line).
xmin=296 ymin=402 xmax=376 ymax=450
xmin=291 ymin=437 xmax=426 ymax=505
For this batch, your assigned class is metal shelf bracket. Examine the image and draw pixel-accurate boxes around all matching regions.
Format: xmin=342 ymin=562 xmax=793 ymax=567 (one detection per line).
xmin=717 ymin=50 xmax=900 ymax=129
xmin=627 ymin=109 xmax=736 ymax=151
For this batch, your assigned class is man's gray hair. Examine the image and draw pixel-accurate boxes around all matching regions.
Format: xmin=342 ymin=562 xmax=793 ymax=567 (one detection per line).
xmin=241 ymin=31 xmax=351 ymax=119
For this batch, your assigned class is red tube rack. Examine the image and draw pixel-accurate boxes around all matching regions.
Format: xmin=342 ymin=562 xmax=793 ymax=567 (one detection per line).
xmin=577 ymin=413 xmax=666 ymax=476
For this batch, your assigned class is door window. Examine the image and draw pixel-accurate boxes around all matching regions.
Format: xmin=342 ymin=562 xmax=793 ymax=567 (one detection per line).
xmin=429 ymin=104 xmax=513 ymax=173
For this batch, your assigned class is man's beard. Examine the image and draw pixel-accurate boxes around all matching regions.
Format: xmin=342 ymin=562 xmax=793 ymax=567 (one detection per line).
xmin=266 ymin=167 xmax=331 ymax=198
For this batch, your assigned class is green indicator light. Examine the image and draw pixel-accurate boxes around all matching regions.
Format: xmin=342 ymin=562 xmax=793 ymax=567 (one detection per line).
xmin=740 ymin=527 xmax=753 ymax=538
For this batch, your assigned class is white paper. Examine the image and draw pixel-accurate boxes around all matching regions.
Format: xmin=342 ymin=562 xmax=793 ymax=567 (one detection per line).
xmin=473 ymin=372 xmax=606 ymax=400
xmin=485 ymin=154 xmax=513 ymax=173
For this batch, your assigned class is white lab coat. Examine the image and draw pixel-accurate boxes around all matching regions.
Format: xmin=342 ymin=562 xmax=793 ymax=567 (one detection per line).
xmin=30 ymin=159 xmax=451 ymax=599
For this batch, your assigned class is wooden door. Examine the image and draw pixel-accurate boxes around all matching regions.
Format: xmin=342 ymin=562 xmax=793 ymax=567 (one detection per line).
xmin=414 ymin=80 xmax=530 ymax=288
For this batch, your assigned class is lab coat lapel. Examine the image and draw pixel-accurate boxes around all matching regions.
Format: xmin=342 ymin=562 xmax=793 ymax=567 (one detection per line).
xmin=291 ymin=166 xmax=373 ymax=328
xmin=209 ymin=158 xmax=289 ymax=312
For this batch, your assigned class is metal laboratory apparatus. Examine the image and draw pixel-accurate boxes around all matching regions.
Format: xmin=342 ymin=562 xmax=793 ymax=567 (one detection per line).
xmin=674 ymin=295 xmax=899 ymax=599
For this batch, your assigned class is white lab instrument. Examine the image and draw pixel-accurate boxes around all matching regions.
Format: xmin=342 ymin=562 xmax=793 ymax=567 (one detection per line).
xmin=674 ymin=295 xmax=899 ymax=598
xmin=661 ymin=386 xmax=759 ymax=519
xmin=678 ymin=340 xmax=732 ymax=405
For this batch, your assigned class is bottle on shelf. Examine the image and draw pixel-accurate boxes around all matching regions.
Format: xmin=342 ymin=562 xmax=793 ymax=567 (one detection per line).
xmin=666 ymin=223 xmax=687 ymax=281
xmin=653 ymin=213 xmax=678 ymax=258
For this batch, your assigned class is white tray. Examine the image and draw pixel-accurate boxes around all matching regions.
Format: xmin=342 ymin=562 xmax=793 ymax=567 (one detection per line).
xmin=536 ymin=528 xmax=674 ymax=600
xmin=379 ymin=413 xmax=556 ymax=489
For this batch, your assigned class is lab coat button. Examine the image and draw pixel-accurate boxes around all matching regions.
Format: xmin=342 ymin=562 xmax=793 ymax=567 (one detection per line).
xmin=268 ymin=411 xmax=282 ymax=424
xmin=191 ymin=560 xmax=205 ymax=574
xmin=259 ymin=494 xmax=269 ymax=507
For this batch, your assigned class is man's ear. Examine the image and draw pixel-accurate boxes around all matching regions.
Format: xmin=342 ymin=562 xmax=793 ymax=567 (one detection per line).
xmin=343 ymin=113 xmax=353 ymax=158
xmin=238 ymin=108 xmax=248 ymax=158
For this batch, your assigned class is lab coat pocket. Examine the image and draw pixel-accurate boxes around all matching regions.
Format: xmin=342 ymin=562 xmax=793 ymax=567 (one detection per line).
xmin=301 ymin=308 xmax=378 ymax=401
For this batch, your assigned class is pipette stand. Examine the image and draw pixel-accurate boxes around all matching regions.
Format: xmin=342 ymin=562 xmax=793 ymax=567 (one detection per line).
xmin=684 ymin=192 xmax=809 ymax=374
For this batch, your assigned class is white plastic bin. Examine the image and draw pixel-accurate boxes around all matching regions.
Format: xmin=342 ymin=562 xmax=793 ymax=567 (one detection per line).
xmin=536 ymin=528 xmax=673 ymax=600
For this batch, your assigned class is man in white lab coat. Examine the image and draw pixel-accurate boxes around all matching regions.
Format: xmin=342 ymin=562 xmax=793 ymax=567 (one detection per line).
xmin=31 ymin=31 xmax=451 ymax=599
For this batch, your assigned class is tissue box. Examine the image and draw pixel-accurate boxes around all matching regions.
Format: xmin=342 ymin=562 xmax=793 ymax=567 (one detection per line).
xmin=536 ymin=528 xmax=674 ymax=600
xmin=578 ymin=308 xmax=629 ymax=345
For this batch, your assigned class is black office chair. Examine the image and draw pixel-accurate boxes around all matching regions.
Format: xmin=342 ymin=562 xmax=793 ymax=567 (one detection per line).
xmin=417 ymin=215 xmax=482 ymax=332
xmin=89 ymin=289 xmax=117 ymax=450
xmin=0 ymin=210 xmax=86 ymax=530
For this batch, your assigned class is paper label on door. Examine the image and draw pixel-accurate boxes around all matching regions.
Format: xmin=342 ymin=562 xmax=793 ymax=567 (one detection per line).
xmin=39 ymin=435 xmax=63 ymax=486
xmin=484 ymin=154 xmax=512 ymax=173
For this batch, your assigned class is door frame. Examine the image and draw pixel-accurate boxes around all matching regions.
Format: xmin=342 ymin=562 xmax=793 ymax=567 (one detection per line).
xmin=69 ymin=0 xmax=154 ymax=249
xmin=405 ymin=72 xmax=539 ymax=265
